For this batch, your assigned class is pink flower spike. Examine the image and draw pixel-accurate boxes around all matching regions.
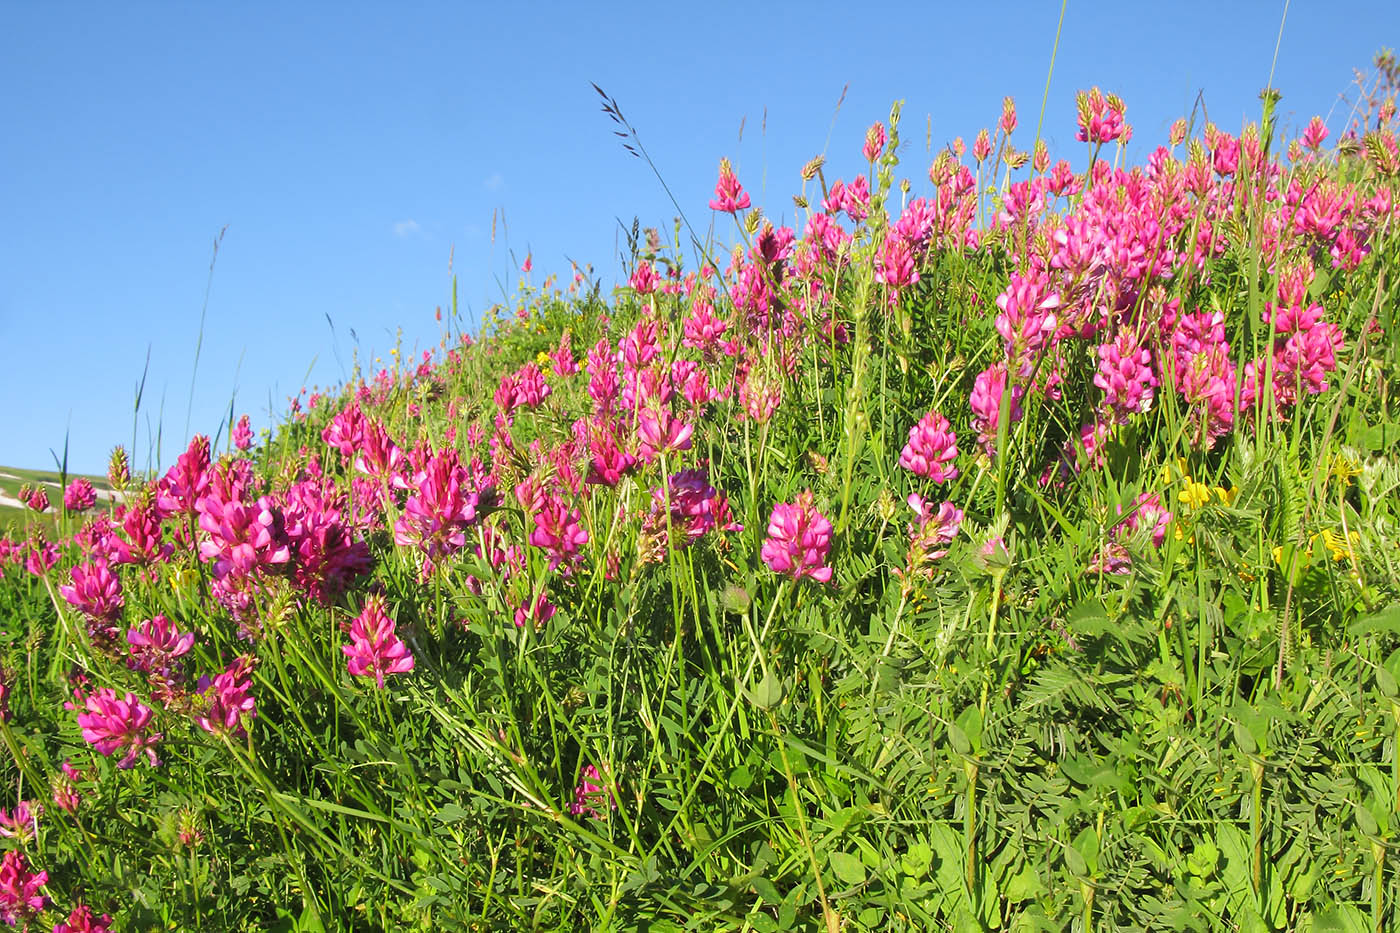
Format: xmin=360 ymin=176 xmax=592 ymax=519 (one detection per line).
xmin=0 ymin=850 xmax=48 ymax=927
xmin=1301 ymin=115 xmax=1329 ymax=151
xmin=343 ymin=593 xmax=414 ymax=689
xmin=899 ymin=412 xmax=959 ymax=483
xmin=75 ymin=688 xmax=162 ymax=768
xmin=64 ymin=478 xmax=97 ymax=513
xmin=761 ymin=490 xmax=834 ymax=584
xmin=54 ymin=904 xmax=114 ymax=933
xmin=708 ymin=157 xmax=751 ymax=213
xmin=863 ymin=122 xmax=886 ymax=162
xmin=195 ymin=656 xmax=257 ymax=738
xmin=232 ymin=414 xmax=254 ymax=451
xmin=0 ymin=801 xmax=40 ymax=844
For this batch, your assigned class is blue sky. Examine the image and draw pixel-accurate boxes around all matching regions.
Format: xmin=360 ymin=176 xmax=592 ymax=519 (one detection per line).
xmin=2 ymin=1 xmax=1395 ymax=475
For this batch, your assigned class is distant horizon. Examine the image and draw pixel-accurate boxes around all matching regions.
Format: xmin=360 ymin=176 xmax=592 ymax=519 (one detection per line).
xmin=4 ymin=1 xmax=1396 ymax=474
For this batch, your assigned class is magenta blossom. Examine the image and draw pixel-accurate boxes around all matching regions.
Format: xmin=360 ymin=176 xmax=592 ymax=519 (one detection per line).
xmin=761 ymin=490 xmax=834 ymax=584
xmin=59 ymin=559 xmax=124 ymax=634
xmin=343 ymin=594 xmax=415 ymax=689
xmin=23 ymin=486 xmax=49 ymax=513
xmin=232 ymin=414 xmax=254 ymax=451
xmin=899 ymin=412 xmax=959 ymax=483
xmin=0 ymin=850 xmax=48 ymax=927
xmin=64 ymin=478 xmax=97 ymax=513
xmin=570 ymin=763 xmax=616 ymax=818
xmin=53 ymin=904 xmax=114 ymax=933
xmin=708 ymin=157 xmax=751 ymax=213
xmin=126 ymin=614 xmax=196 ymax=678
xmin=0 ymin=801 xmax=40 ymax=844
xmin=195 ymin=656 xmax=257 ymax=738
xmin=528 ymin=495 xmax=589 ymax=572
xmin=155 ymin=435 xmax=211 ymax=517
xmin=76 ymin=688 xmax=162 ymax=768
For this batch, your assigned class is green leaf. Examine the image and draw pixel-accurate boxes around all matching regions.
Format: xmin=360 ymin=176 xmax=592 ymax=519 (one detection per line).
xmin=1066 ymin=598 xmax=1111 ymax=635
xmin=901 ymin=840 xmax=933 ymax=880
xmin=1351 ymin=603 xmax=1400 ymax=637
xmin=1312 ymin=904 xmax=1371 ymax=933
xmin=955 ymin=705 xmax=983 ymax=754
xmin=829 ymin=851 xmax=867 ymax=886
xmin=1071 ymin=828 xmax=1099 ymax=875
xmin=947 ymin=723 xmax=971 ymax=756
xmin=743 ymin=668 xmax=784 ymax=709
xmin=1185 ymin=839 xmax=1219 ymax=878
xmin=1003 ymin=864 xmax=1044 ymax=902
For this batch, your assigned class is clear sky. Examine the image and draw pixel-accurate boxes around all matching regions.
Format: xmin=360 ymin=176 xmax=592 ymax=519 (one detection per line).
xmin=2 ymin=1 xmax=1396 ymax=475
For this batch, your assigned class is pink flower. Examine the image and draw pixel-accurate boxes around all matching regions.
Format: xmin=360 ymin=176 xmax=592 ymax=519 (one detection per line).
xmin=126 ymin=614 xmax=196 ymax=678
xmin=550 ymin=333 xmax=578 ymax=377
xmin=999 ymin=96 xmax=1018 ymax=135
xmin=23 ymin=486 xmax=49 ymax=513
xmin=343 ymin=594 xmax=414 ymax=689
xmin=232 ymin=414 xmax=254 ymax=451
xmin=708 ymin=157 xmax=751 ymax=213
xmin=352 ymin=421 xmax=405 ymax=486
xmin=907 ymin=495 xmax=963 ymax=560
xmin=1075 ymin=87 xmax=1127 ymax=145
xmin=393 ymin=447 xmax=492 ymax=572
xmin=636 ymin=406 xmax=693 ymax=462
xmin=0 ymin=802 xmax=40 ymax=844
xmin=994 ymin=268 xmax=1061 ymax=361
xmin=515 ymin=362 xmax=551 ymax=408
xmin=196 ymin=489 xmax=291 ymax=580
xmin=899 ymin=412 xmax=959 ymax=483
xmin=195 ymin=656 xmax=257 ymax=737
xmin=513 ymin=591 xmax=557 ymax=630
xmin=64 ymin=478 xmax=97 ymax=513
xmin=76 ymin=688 xmax=162 ymax=769
xmin=569 ymin=763 xmax=615 ymax=818
xmin=111 ymin=503 xmax=172 ymax=567
xmin=528 ymin=495 xmax=589 ymax=571
xmin=53 ymin=904 xmax=113 ymax=933
xmin=1119 ymin=492 xmax=1172 ymax=548
xmin=322 ymin=404 xmax=367 ymax=457
xmin=969 ymin=362 xmax=1026 ymax=452
xmin=59 ymin=560 xmax=124 ymax=638
xmin=51 ymin=762 xmax=83 ymax=815
xmin=761 ymin=491 xmax=833 ymax=584
xmin=875 ymin=236 xmax=920 ymax=295
xmin=156 ymin=435 xmax=211 ymax=517
xmin=281 ymin=477 xmax=373 ymax=604
xmin=629 ymin=261 xmax=659 ymax=295
xmin=0 ymin=850 xmax=47 ymax=927
xmin=863 ymin=122 xmax=886 ymax=162
xmin=973 ymin=129 xmax=992 ymax=163
xmin=586 ymin=338 xmax=620 ymax=415
xmin=643 ymin=467 xmax=741 ymax=555
xmin=1094 ymin=327 xmax=1158 ymax=420
xmin=1301 ymin=115 xmax=1329 ymax=151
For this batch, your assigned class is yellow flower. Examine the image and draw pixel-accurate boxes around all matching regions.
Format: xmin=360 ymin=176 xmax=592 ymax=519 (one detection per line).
xmin=1214 ymin=485 xmax=1238 ymax=506
xmin=1331 ymin=453 xmax=1362 ymax=488
xmin=1319 ymin=527 xmax=1359 ymax=562
xmin=171 ymin=567 xmax=199 ymax=591
xmin=1179 ymin=481 xmax=1211 ymax=509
